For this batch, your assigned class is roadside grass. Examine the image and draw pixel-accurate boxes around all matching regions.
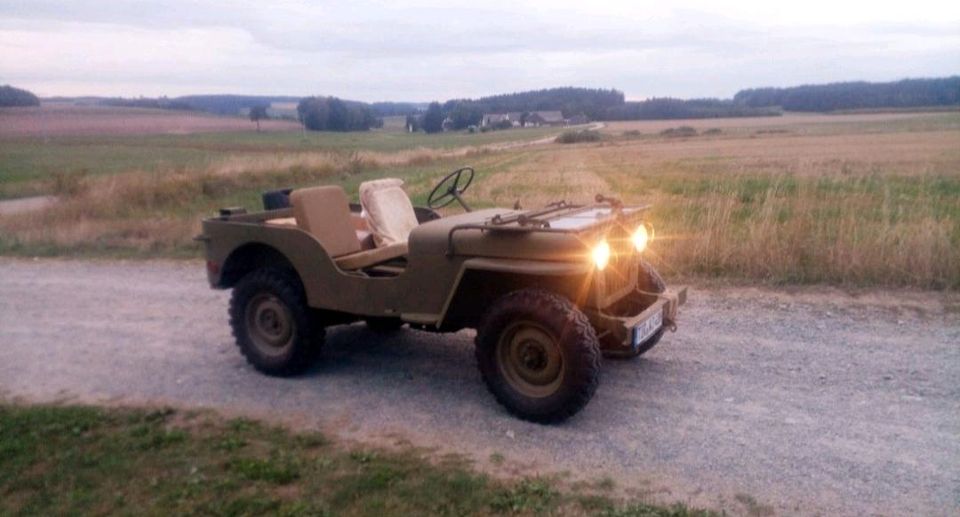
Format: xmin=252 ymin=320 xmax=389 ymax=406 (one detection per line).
xmin=645 ymin=173 xmax=960 ymax=288
xmin=0 ymin=404 xmax=712 ymax=516
xmin=1 ymin=111 xmax=958 ymax=288
xmin=0 ymin=144 xmax=516 ymax=257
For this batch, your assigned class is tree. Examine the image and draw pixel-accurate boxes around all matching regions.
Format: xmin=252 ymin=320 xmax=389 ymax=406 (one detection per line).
xmin=0 ymin=85 xmax=40 ymax=107
xmin=422 ymin=102 xmax=444 ymax=133
xmin=296 ymin=96 xmax=379 ymax=132
xmin=446 ymin=102 xmax=484 ymax=130
xmin=326 ymin=97 xmax=349 ymax=131
xmin=249 ymin=105 xmax=268 ymax=132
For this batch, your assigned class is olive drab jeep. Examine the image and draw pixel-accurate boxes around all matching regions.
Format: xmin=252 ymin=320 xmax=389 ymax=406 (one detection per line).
xmin=197 ymin=167 xmax=686 ymax=423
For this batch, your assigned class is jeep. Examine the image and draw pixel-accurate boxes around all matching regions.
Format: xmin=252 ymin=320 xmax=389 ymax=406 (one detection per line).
xmin=197 ymin=167 xmax=686 ymax=423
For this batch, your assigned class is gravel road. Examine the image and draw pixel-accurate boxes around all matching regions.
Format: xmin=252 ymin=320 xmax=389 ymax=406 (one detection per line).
xmin=1 ymin=258 xmax=957 ymax=516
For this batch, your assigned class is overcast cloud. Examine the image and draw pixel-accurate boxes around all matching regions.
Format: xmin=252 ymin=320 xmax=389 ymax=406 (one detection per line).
xmin=1 ymin=0 xmax=958 ymax=101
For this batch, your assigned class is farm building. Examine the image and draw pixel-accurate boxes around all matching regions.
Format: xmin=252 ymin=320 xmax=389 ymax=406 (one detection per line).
xmin=523 ymin=111 xmax=565 ymax=127
xmin=481 ymin=112 xmax=523 ymax=127
xmin=481 ymin=111 xmax=572 ymax=128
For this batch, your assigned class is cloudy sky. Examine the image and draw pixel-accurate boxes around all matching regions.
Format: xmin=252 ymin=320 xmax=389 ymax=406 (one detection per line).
xmin=1 ymin=0 xmax=958 ymax=102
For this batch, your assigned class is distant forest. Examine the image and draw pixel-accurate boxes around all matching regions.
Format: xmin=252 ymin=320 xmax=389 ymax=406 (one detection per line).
xmin=602 ymin=98 xmax=779 ymax=121
xmin=734 ymin=77 xmax=960 ymax=112
xmin=0 ymin=85 xmax=40 ymax=107
xmin=11 ymin=76 xmax=958 ymax=132
xmin=100 ymin=96 xmax=195 ymax=111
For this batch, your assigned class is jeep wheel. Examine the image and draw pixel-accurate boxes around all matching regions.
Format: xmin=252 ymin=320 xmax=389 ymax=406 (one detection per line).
xmin=476 ymin=289 xmax=600 ymax=423
xmin=603 ymin=260 xmax=666 ymax=360
xmin=229 ymin=268 xmax=323 ymax=376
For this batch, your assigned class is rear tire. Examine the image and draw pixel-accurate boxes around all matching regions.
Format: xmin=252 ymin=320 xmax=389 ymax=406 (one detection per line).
xmin=602 ymin=260 xmax=667 ymax=359
xmin=229 ymin=268 xmax=323 ymax=376
xmin=475 ymin=289 xmax=600 ymax=423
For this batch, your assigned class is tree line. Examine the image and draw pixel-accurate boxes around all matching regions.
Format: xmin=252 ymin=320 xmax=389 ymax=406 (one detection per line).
xmin=733 ymin=77 xmax=960 ymax=112
xmin=399 ymin=88 xmax=625 ymax=132
xmin=0 ymin=85 xmax=40 ymax=107
xmin=10 ymin=77 xmax=957 ymax=134
xmin=101 ymin=96 xmax=195 ymax=111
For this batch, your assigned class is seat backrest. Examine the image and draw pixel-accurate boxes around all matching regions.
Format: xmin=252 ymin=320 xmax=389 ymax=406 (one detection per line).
xmin=359 ymin=179 xmax=419 ymax=247
xmin=290 ymin=186 xmax=361 ymax=258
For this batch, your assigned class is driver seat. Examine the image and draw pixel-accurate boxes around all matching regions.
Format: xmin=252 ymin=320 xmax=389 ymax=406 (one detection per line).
xmin=359 ymin=178 xmax=420 ymax=247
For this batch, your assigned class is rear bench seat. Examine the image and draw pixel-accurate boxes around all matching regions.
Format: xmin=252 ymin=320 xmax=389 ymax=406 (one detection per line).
xmin=276 ymin=186 xmax=407 ymax=270
xmin=267 ymin=215 xmax=374 ymax=249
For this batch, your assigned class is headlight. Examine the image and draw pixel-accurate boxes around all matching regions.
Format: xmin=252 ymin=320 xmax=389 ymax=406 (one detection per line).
xmin=592 ymin=241 xmax=611 ymax=270
xmin=632 ymin=225 xmax=650 ymax=253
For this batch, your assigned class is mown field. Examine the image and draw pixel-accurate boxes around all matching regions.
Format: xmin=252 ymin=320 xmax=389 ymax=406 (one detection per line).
xmin=0 ymin=108 xmax=957 ymax=288
xmin=0 ymin=404 xmax=708 ymax=516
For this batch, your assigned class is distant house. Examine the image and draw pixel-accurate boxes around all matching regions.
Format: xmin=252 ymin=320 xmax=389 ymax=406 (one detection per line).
xmin=481 ymin=111 xmax=570 ymax=128
xmin=481 ymin=112 xmax=523 ymax=128
xmin=566 ymin=114 xmax=589 ymax=125
xmin=523 ymin=111 xmax=565 ymax=127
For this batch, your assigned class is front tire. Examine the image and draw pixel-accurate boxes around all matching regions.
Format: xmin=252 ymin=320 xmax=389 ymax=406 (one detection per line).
xmin=475 ymin=289 xmax=601 ymax=424
xmin=229 ymin=268 xmax=323 ymax=376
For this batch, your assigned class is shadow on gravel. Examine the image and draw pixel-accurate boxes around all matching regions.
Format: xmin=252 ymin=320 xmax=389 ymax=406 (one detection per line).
xmin=292 ymin=323 xmax=687 ymax=427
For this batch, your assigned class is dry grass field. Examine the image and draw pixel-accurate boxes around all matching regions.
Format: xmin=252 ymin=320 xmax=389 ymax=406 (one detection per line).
xmin=1 ymin=109 xmax=957 ymax=288
xmin=472 ymin=114 xmax=960 ymax=288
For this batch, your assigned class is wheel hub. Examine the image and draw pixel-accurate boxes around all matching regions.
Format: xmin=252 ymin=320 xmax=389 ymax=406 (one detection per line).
xmin=497 ymin=322 xmax=564 ymax=398
xmin=246 ymin=294 xmax=294 ymax=355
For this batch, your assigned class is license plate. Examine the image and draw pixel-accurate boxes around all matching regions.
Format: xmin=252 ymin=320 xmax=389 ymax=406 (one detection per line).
xmin=632 ymin=309 xmax=663 ymax=347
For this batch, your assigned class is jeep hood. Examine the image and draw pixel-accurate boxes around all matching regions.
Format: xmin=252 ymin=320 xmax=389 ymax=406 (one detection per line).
xmin=408 ymin=204 xmax=646 ymax=262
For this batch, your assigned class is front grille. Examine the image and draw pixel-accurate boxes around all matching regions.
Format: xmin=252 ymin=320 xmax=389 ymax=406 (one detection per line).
xmin=596 ymin=226 xmax=637 ymax=307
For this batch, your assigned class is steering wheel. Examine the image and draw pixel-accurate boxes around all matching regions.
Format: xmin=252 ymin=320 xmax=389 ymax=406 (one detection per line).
xmin=427 ymin=167 xmax=475 ymax=211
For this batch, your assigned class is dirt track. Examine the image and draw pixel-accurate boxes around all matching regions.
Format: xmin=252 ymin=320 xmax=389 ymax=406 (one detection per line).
xmin=1 ymin=259 xmax=957 ymax=516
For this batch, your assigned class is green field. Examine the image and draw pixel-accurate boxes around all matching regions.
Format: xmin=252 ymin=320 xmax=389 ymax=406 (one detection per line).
xmin=1 ymin=111 xmax=958 ymax=288
xmin=0 ymin=128 xmax=558 ymax=198
xmin=0 ymin=404 xmax=710 ymax=516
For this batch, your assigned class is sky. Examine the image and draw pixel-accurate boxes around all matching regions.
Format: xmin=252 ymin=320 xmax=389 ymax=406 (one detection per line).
xmin=1 ymin=0 xmax=958 ymax=102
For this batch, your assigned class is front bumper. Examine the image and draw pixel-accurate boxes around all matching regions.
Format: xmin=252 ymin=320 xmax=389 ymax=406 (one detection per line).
xmin=585 ymin=286 xmax=688 ymax=352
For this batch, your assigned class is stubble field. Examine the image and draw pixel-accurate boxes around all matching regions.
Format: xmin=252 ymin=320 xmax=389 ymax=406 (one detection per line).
xmin=0 ymin=107 xmax=957 ymax=288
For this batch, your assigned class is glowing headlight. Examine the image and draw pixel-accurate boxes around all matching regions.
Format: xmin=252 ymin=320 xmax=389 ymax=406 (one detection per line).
xmin=632 ymin=225 xmax=650 ymax=252
xmin=592 ymin=241 xmax=611 ymax=270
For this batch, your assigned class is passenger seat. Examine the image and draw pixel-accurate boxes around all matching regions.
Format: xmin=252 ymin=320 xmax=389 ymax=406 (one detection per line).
xmin=358 ymin=178 xmax=420 ymax=247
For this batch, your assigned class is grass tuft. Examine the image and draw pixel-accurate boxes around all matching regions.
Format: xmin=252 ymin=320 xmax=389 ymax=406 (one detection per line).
xmin=556 ymin=129 xmax=603 ymax=144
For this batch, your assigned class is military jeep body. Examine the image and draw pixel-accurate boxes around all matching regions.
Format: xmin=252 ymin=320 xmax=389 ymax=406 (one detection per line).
xmin=198 ymin=167 xmax=686 ymax=423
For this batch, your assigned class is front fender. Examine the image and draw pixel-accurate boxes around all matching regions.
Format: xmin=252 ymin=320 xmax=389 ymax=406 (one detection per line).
xmin=435 ymin=258 xmax=595 ymax=330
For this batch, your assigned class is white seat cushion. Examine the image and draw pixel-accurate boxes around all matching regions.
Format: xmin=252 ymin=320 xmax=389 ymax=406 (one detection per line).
xmin=360 ymin=180 xmax=419 ymax=247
